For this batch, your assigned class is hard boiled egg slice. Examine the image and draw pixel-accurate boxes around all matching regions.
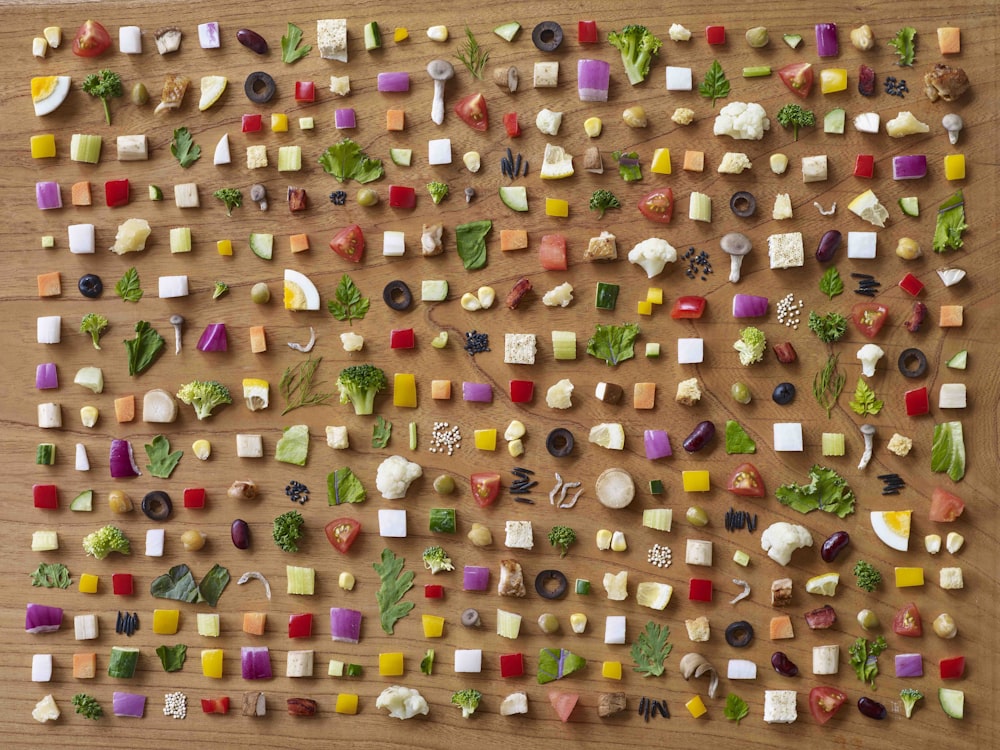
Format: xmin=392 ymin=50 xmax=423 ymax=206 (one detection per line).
xmin=284 ymin=269 xmax=320 ymax=311
xmin=32 ymin=76 xmax=71 ymax=116
xmin=870 ymin=510 xmax=911 ymax=551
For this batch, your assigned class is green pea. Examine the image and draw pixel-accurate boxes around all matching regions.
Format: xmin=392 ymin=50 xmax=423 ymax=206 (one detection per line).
xmin=686 ymin=506 xmax=709 ymax=527
xmin=250 ymin=282 xmax=270 ymax=304
xmin=537 ymin=613 xmax=559 ymax=634
xmin=433 ymin=474 xmax=455 ymax=495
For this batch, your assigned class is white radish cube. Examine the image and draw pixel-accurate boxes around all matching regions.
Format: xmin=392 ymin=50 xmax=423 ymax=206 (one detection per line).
xmin=198 ymin=22 xmax=221 ymax=49
xmin=326 ymin=426 xmax=349 ymax=449
xmin=197 ymin=613 xmax=220 ymax=637
xmin=287 ymin=650 xmax=314 ymax=677
xmin=676 ymin=338 xmax=704 ymax=364
xmin=37 ymin=403 xmax=61 ymax=428
xmin=169 ymin=227 xmax=192 ymax=253
xmin=378 ymin=508 xmax=407 ymax=537
xmin=31 ymin=531 xmax=58 ymax=551
xmin=427 ymin=138 xmax=452 ymax=165
xmin=145 ymin=529 xmax=165 ymax=557
xmin=37 ymin=316 xmax=61 ymax=343
xmin=158 ymin=275 xmax=189 ymax=298
xmin=236 ymin=433 xmax=263 ymax=458
xmin=68 ymin=224 xmax=95 ymax=254
xmin=938 ymin=383 xmax=967 ymax=409
xmin=74 ymin=614 xmax=98 ymax=641
xmin=213 ymin=133 xmax=231 ymax=165
xmin=119 ymin=26 xmax=142 ymax=54
xmin=382 ymin=230 xmax=405 ymax=256
xmin=665 ymin=66 xmax=693 ymax=90
xmin=773 ymin=423 xmax=804 ymax=451
xmin=604 ymin=615 xmax=627 ymax=644
xmin=174 ymin=183 xmax=199 ymax=208
xmin=847 ymin=231 xmax=877 ymax=259
xmin=32 ymin=654 xmax=53 ymax=681
xmin=727 ymin=659 xmax=758 ymax=679
xmin=454 ymin=648 xmax=483 ymax=673
xmin=685 ymin=539 xmax=713 ymax=566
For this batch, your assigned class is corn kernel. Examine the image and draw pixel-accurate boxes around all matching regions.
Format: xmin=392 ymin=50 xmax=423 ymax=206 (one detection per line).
xmin=393 ymin=373 xmax=417 ymax=408
xmin=378 ymin=652 xmax=404 ymax=676
xmin=770 ymin=153 xmax=789 ymax=174
xmin=422 ymin=614 xmax=445 ymax=638
xmin=925 ymin=534 xmax=942 ymax=554
xmin=602 ymin=661 xmax=623 ymax=679
xmin=596 ymin=529 xmax=613 ymax=550
xmin=686 ymin=695 xmax=707 ymax=718
xmin=584 ymin=116 xmax=603 ymax=137
xmin=31 ymin=134 xmax=57 ymax=159
xmin=201 ymin=649 xmax=224 ymax=678
xmin=79 ymin=573 xmax=99 ymax=594
xmin=646 ymin=287 xmax=664 ymax=305
xmin=946 ymin=531 xmax=965 ymax=553
xmin=610 ymin=530 xmax=628 ymax=552
xmin=570 ymin=613 xmax=588 ymax=633
xmin=271 ymin=113 xmax=289 ymax=132
xmin=474 ymin=429 xmax=497 ymax=451
xmin=895 ymin=567 xmax=924 ymax=587
xmin=637 ymin=300 xmax=653 ymax=315
xmin=394 ymin=27 xmax=409 ymax=42
xmin=944 ymin=154 xmax=966 ymax=180
xmin=507 ymin=438 xmax=524 ymax=457
xmin=81 ymin=406 xmax=99 ymax=428
xmin=152 ymin=609 xmax=180 ymax=635
xmin=820 ymin=68 xmax=848 ymax=93
xmin=192 ymin=439 xmax=211 ymax=460
xmin=545 ymin=198 xmax=569 ymax=217
xmin=650 ymin=147 xmax=672 ymax=174
xmin=335 ymin=693 xmax=359 ymax=715
xmin=682 ymin=470 xmax=711 ymax=492
xmin=338 ymin=572 xmax=356 ymax=591
xmin=217 ymin=239 xmax=233 ymax=256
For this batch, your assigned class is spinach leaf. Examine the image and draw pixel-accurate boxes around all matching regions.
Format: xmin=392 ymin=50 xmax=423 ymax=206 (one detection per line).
xmin=124 ymin=320 xmax=165 ymax=376
xmin=455 ymin=220 xmax=492 ymax=270
xmin=151 ymin=564 xmax=202 ymax=603
xmin=198 ymin=564 xmax=231 ymax=607
xmin=155 ymin=644 xmax=188 ymax=672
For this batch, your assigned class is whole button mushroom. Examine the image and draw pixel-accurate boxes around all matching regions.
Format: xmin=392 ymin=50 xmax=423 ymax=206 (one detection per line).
xmin=721 ymin=232 xmax=753 ymax=283
xmin=941 ymin=113 xmax=963 ymax=144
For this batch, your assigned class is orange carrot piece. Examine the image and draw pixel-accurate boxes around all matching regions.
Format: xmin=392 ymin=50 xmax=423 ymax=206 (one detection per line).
xmin=243 ymin=612 xmax=266 ymax=636
xmin=71 ymin=181 xmax=92 ymax=206
xmin=73 ymin=652 xmax=97 ymax=679
xmin=249 ymin=325 xmax=267 ymax=353
xmin=289 ymin=233 xmax=310 ymax=253
xmin=769 ymin=615 xmax=794 ymax=640
xmin=114 ymin=395 xmax=135 ymax=423
xmin=633 ymin=382 xmax=656 ymax=409
xmin=37 ymin=271 xmax=61 ymax=297
xmin=500 ymin=229 xmax=528 ymax=251
xmin=385 ymin=109 xmax=405 ymax=131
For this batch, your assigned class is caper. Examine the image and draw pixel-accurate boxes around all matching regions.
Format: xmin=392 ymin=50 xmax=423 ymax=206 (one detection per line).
xmin=108 ymin=489 xmax=133 ymax=513
xmin=433 ymin=474 xmax=455 ymax=495
xmin=686 ymin=506 xmax=709 ymax=527
xmin=356 ymin=188 xmax=379 ymax=207
xmin=730 ymin=381 xmax=752 ymax=404
xmin=745 ymin=26 xmax=769 ymax=48
xmin=537 ymin=612 xmax=559 ymax=634
xmin=181 ymin=529 xmax=206 ymax=551
xmin=857 ymin=608 xmax=879 ymax=630
xmin=933 ymin=612 xmax=958 ymax=639
xmin=250 ymin=282 xmax=270 ymax=304
xmin=131 ymin=82 xmax=149 ymax=105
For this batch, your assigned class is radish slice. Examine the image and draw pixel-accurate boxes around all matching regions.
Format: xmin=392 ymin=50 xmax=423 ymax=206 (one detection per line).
xmin=75 ymin=443 xmax=90 ymax=471
xmin=577 ymin=59 xmax=610 ymax=101
xmin=197 ymin=323 xmax=228 ymax=352
xmin=35 ymin=363 xmax=58 ymax=389
xmin=377 ymin=72 xmax=410 ymax=92
xmin=109 ymin=438 xmax=141 ymax=477
xmin=25 ymin=603 xmax=63 ymax=633
xmin=112 ymin=691 xmax=146 ymax=717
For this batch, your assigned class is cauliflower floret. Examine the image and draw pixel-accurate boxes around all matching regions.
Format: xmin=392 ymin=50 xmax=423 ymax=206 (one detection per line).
xmin=760 ymin=522 xmax=813 ymax=566
xmin=375 ymin=686 xmax=430 ymax=720
xmin=375 ymin=455 xmax=423 ymax=500
xmin=628 ymin=237 xmax=677 ymax=278
xmin=668 ymin=23 xmax=692 ymax=41
xmin=713 ymin=101 xmax=771 ymax=140
xmin=857 ymin=344 xmax=885 ymax=377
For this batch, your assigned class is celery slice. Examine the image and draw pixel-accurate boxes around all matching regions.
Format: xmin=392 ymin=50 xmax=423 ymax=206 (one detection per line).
xmin=496 ymin=609 xmax=522 ymax=639
xmin=689 ymin=191 xmax=712 ymax=222
xmin=642 ymin=508 xmax=673 ymax=532
xmin=742 ymin=66 xmax=772 ymax=77
xmin=286 ymin=565 xmax=316 ymax=595
xmin=551 ymin=330 xmax=576 ymax=360
xmin=821 ymin=432 xmax=846 ymax=456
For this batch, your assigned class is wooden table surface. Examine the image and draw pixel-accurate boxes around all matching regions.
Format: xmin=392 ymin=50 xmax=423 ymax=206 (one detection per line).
xmin=2 ymin=1 xmax=997 ymax=747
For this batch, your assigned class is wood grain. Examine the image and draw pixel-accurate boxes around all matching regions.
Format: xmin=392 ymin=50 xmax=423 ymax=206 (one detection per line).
xmin=2 ymin=2 xmax=998 ymax=748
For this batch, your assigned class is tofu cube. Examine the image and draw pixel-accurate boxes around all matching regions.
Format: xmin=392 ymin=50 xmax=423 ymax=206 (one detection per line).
xmin=763 ymin=690 xmax=798 ymax=723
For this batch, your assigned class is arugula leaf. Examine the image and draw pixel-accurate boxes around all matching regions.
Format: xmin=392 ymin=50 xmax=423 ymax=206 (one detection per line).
xmin=933 ymin=190 xmax=969 ymax=252
xmin=144 ymin=434 xmax=183 ymax=478
xmin=317 ymin=138 xmax=384 ymax=183
xmin=630 ymin=621 xmax=672 ymax=677
xmin=327 ymin=274 xmax=370 ymax=324
xmin=931 ymin=421 xmax=966 ymax=481
xmin=155 ymin=644 xmax=188 ymax=672
xmin=724 ymin=693 xmax=749 ymax=724
xmin=698 ymin=60 xmax=730 ymax=106
xmin=124 ymin=321 xmax=165 ymax=376
xmin=611 ymin=150 xmax=642 ymax=182
xmin=888 ymin=26 xmax=917 ymax=66
xmin=587 ymin=322 xmax=640 ymax=366
xmin=849 ymin=378 xmax=884 ymax=416
xmin=170 ymin=127 xmax=201 ymax=168
xmin=455 ymin=220 xmax=492 ymax=270
xmin=849 ymin=635 xmax=888 ymax=687
xmin=725 ymin=420 xmax=756 ymax=454
xmin=31 ymin=562 xmax=71 ymax=588
xmin=372 ymin=416 xmax=392 ymax=448
xmin=373 ymin=548 xmax=415 ymax=634
xmin=281 ymin=22 xmax=312 ymax=63
xmin=808 ymin=311 xmax=848 ymax=343
xmin=775 ymin=465 xmax=857 ymax=518
xmin=819 ymin=267 xmax=844 ymax=299
xmin=328 ymin=467 xmax=366 ymax=505
xmin=115 ymin=267 xmax=143 ymax=303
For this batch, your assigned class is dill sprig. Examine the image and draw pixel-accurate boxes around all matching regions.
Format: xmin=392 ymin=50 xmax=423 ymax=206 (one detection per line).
xmin=280 ymin=356 xmax=335 ymax=415
xmin=456 ymin=26 xmax=489 ymax=79
xmin=813 ymin=353 xmax=846 ymax=418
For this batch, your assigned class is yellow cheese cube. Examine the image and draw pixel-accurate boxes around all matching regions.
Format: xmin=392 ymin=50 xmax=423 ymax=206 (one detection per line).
xmin=335 ymin=693 xmax=359 ymax=715
xmin=545 ymin=198 xmax=569 ymax=217
xmin=637 ymin=300 xmax=653 ymax=316
xmin=271 ymin=113 xmax=289 ymax=132
xmin=217 ymin=239 xmax=233 ymax=256
xmin=197 ymin=613 xmax=220 ymax=637
xmin=422 ymin=614 xmax=445 ymax=638
xmin=474 ymin=429 xmax=497 ymax=451
xmin=31 ymin=134 xmax=57 ymax=159
xmin=378 ymin=652 xmax=404 ymax=676
xmin=682 ymin=470 xmax=711 ymax=492
xmin=602 ymin=661 xmax=622 ymax=680
xmin=650 ymin=147 xmax=672 ymax=174
xmin=895 ymin=567 xmax=925 ymax=587
xmin=152 ymin=609 xmax=180 ymax=635
xmin=201 ymin=648 xmax=224 ymax=678
xmin=944 ymin=154 xmax=965 ymax=180
xmin=393 ymin=373 xmax=417 ymax=408
xmin=79 ymin=573 xmax=99 ymax=594
xmin=646 ymin=287 xmax=663 ymax=305
xmin=820 ymin=68 xmax=847 ymax=93
xmin=686 ymin=695 xmax=707 ymax=718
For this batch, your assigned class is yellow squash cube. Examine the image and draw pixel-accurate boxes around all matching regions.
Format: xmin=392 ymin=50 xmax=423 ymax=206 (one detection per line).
xmin=201 ymin=649 xmax=224 ymax=678
xmin=944 ymin=154 xmax=965 ymax=180
xmin=78 ymin=573 xmax=99 ymax=594
xmin=545 ymin=198 xmax=569 ymax=217
xmin=422 ymin=614 xmax=445 ymax=638
xmin=217 ymin=239 xmax=233 ymax=256
xmin=474 ymin=429 xmax=497 ymax=451
xmin=650 ymin=148 xmax=672 ymax=174
xmin=682 ymin=470 xmax=711 ymax=492
xmin=602 ymin=661 xmax=622 ymax=680
xmin=820 ymin=68 xmax=847 ymax=93
xmin=335 ymin=693 xmax=359 ymax=715
xmin=637 ymin=300 xmax=653 ymax=316
xmin=31 ymin=134 xmax=57 ymax=159
xmin=271 ymin=113 xmax=289 ymax=132
xmin=152 ymin=609 xmax=180 ymax=635
xmin=378 ymin=652 xmax=404 ymax=676
xmin=197 ymin=613 xmax=220 ymax=637
xmin=895 ymin=567 xmax=925 ymax=587
xmin=686 ymin=695 xmax=707 ymax=718
xmin=393 ymin=373 xmax=417 ymax=408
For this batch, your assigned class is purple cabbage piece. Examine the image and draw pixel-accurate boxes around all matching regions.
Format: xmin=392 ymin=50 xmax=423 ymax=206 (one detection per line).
xmin=335 ymin=109 xmax=357 ymax=129
xmin=895 ymin=653 xmax=923 ymax=678
xmin=113 ymin=691 xmax=147 ymax=717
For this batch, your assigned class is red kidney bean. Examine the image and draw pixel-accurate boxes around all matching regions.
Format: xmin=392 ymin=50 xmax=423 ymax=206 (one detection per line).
xmin=857 ymin=697 xmax=887 ymax=719
xmin=815 ymin=230 xmax=842 ymax=262
xmin=236 ymin=28 xmax=268 ymax=54
xmin=682 ymin=421 xmax=715 ymax=452
xmin=231 ymin=519 xmax=251 ymax=549
xmin=821 ymin=530 xmax=850 ymax=562
xmin=771 ymin=651 xmax=798 ymax=676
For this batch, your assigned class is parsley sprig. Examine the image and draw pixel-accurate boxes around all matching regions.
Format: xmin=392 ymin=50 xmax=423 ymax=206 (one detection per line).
xmin=699 ymin=60 xmax=730 ymax=106
xmin=849 ymin=378 xmax=884 ymax=416
xmin=327 ymin=274 xmax=370 ymax=324
xmin=170 ymin=127 xmax=201 ymax=168
xmin=115 ymin=267 xmax=143 ymax=303
xmin=281 ymin=22 xmax=312 ymax=63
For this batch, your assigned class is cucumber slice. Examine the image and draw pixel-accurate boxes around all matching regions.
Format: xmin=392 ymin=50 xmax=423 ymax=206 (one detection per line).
xmin=70 ymin=489 xmax=94 ymax=511
xmin=783 ymin=33 xmax=803 ymax=48
xmin=248 ymin=232 xmax=273 ymax=260
xmin=939 ymin=688 xmax=964 ymax=719
xmin=149 ymin=184 xmax=163 ymax=201
xmin=108 ymin=646 xmax=140 ymax=678
xmin=499 ymin=185 xmax=528 ymax=212
xmin=824 ymin=108 xmax=846 ymax=134
xmin=898 ymin=196 xmax=919 ymax=217
xmin=946 ymin=349 xmax=968 ymax=369
xmin=493 ymin=22 xmax=521 ymax=42
xmin=389 ymin=147 xmax=412 ymax=166
xmin=36 ymin=443 xmax=55 ymax=465
xmin=363 ymin=21 xmax=381 ymax=51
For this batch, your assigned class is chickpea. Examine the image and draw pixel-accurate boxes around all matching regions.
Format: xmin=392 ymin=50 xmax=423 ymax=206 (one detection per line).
xmin=933 ymin=613 xmax=958 ymax=639
xmin=745 ymin=26 xmax=769 ymax=48
xmin=467 ymin=522 xmax=492 ymax=547
xmin=622 ymin=105 xmax=647 ymax=128
xmin=108 ymin=490 xmax=133 ymax=513
xmin=850 ymin=24 xmax=875 ymax=51
xmin=537 ymin=613 xmax=559 ymax=634
xmin=181 ymin=529 xmax=206 ymax=551
xmin=895 ymin=237 xmax=922 ymax=260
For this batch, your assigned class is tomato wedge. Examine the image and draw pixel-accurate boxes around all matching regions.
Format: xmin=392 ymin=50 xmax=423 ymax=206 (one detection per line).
xmin=726 ymin=462 xmax=765 ymax=497
xmin=329 ymin=224 xmax=365 ymax=262
xmin=638 ymin=188 xmax=674 ymax=224
xmin=503 ymin=112 xmax=521 ymax=137
xmin=72 ymin=20 xmax=112 ymax=57
xmin=778 ymin=62 xmax=814 ymax=98
xmin=808 ymin=686 xmax=847 ymax=725
xmin=893 ymin=602 xmax=922 ymax=637
xmin=470 ymin=472 xmax=501 ymax=507
xmin=325 ymin=518 xmax=361 ymax=553
xmin=455 ymin=93 xmax=489 ymax=131
xmin=851 ymin=301 xmax=889 ymax=338
xmin=929 ymin=487 xmax=965 ymax=522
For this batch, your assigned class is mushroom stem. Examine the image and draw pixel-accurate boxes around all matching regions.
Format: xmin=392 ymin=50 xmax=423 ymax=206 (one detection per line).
xmin=729 ymin=255 xmax=745 ymax=283
xmin=858 ymin=423 xmax=876 ymax=470
xmin=169 ymin=314 xmax=184 ymax=354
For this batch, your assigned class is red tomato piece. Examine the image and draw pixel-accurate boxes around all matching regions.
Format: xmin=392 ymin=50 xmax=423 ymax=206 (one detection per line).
xmin=329 ymin=224 xmax=365 ymax=262
xmin=499 ymin=652 xmax=524 ymax=678
xmin=538 ymin=234 xmax=568 ymax=270
xmin=670 ymin=296 xmax=706 ymax=319
xmin=904 ymin=386 xmax=929 ymax=416
xmin=389 ymin=328 xmax=415 ymax=349
xmin=32 ymin=484 xmax=58 ymax=509
xmin=424 ymin=584 xmax=444 ymax=599
xmin=241 ymin=114 xmax=262 ymax=132
xmin=324 ymin=518 xmax=361 ymax=553
xmin=72 ymin=20 xmax=112 ymax=57
xmin=509 ymin=380 xmax=534 ymax=403
xmin=454 ymin=93 xmax=489 ymax=131
xmin=183 ymin=488 xmax=206 ymax=509
xmin=578 ymin=21 xmax=598 ymax=44
xmin=688 ymin=578 xmax=712 ymax=602
xmin=893 ymin=602 xmax=923 ymax=637
xmin=853 ymin=154 xmax=875 ymax=178
xmin=388 ymin=185 xmax=416 ymax=209
xmin=503 ymin=112 xmax=521 ymax=137
xmin=808 ymin=686 xmax=847 ymax=725
xmin=929 ymin=487 xmax=965 ymax=522
xmin=294 ymin=81 xmax=316 ymax=102
xmin=705 ymin=25 xmax=726 ymax=45
xmin=201 ymin=697 xmax=230 ymax=714
xmin=726 ymin=462 xmax=765 ymax=497
xmin=778 ymin=62 xmax=814 ymax=98
xmin=288 ymin=612 xmax=313 ymax=638
xmin=104 ymin=178 xmax=130 ymax=208
xmin=470 ymin=472 xmax=501 ymax=507
xmin=851 ymin=301 xmax=889 ymax=338
xmin=112 ymin=573 xmax=133 ymax=596
xmin=939 ymin=656 xmax=965 ymax=679
xmin=637 ymin=188 xmax=674 ymax=224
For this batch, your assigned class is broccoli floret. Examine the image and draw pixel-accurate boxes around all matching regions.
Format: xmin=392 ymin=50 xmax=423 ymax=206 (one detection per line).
xmin=451 ymin=688 xmax=482 ymax=719
xmin=589 ymin=189 xmax=621 ymax=218
xmin=176 ymin=380 xmax=233 ymax=420
xmin=733 ymin=326 xmax=767 ymax=366
xmin=853 ymin=560 xmax=882 ymax=592
xmin=899 ymin=688 xmax=923 ymax=719
xmin=548 ymin=525 xmax=577 ymax=557
xmin=776 ymin=103 xmax=816 ymax=141
xmin=82 ymin=525 xmax=131 ymax=559
xmin=213 ymin=281 xmax=229 ymax=300
xmin=82 ymin=69 xmax=123 ymax=125
xmin=607 ymin=25 xmax=663 ymax=85
xmin=337 ymin=364 xmax=388 ymax=416
xmin=273 ymin=510 xmax=305 ymax=552
xmin=427 ymin=181 xmax=449 ymax=205
xmin=80 ymin=312 xmax=109 ymax=350
xmin=422 ymin=546 xmax=455 ymax=574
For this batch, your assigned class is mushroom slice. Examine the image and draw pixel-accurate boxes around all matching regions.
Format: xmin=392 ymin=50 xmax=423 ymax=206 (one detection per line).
xmin=679 ymin=653 xmax=720 ymax=698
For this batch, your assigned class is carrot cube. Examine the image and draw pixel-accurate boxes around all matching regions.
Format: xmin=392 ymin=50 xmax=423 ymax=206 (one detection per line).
xmin=430 ymin=379 xmax=451 ymax=399
xmin=500 ymin=229 xmax=528 ymax=251
xmin=71 ymin=181 xmax=92 ymax=206
xmin=683 ymin=151 xmax=705 ymax=172
xmin=114 ymin=395 xmax=135 ymax=423
xmin=249 ymin=325 xmax=267 ymax=353
xmin=633 ymin=382 xmax=656 ymax=409
xmin=73 ymin=652 xmax=97 ymax=679
xmin=937 ymin=27 xmax=961 ymax=54
xmin=37 ymin=272 xmax=61 ymax=297
xmin=243 ymin=612 xmax=267 ymax=636
xmin=386 ymin=109 xmax=405 ymax=131
xmin=940 ymin=305 xmax=964 ymax=327
xmin=769 ymin=615 xmax=794 ymax=640
xmin=289 ymin=233 xmax=310 ymax=253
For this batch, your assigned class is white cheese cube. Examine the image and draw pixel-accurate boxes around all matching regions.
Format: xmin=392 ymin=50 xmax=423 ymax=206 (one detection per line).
xmin=286 ymin=650 xmax=314 ymax=677
xmin=158 ymin=275 xmax=189 ymax=298
xmin=68 ymin=224 xmax=95 ymax=254
xmin=382 ymin=230 xmax=405 ymax=256
xmin=236 ymin=433 xmax=263 ymax=458
xmin=427 ymin=138 xmax=452 ymax=165
xmin=454 ymin=649 xmax=483 ymax=673
xmin=378 ymin=508 xmax=407 ymax=537
xmin=533 ymin=61 xmax=559 ymax=87
xmin=847 ymin=231 xmax=877 ymax=259
xmin=773 ymin=423 xmax=804 ymax=452
xmin=604 ymin=615 xmax=627 ymax=644
xmin=32 ymin=654 xmax=53 ymax=681
xmin=119 ymin=26 xmax=142 ymax=54
xmin=504 ymin=334 xmax=537 ymax=365
xmin=665 ymin=66 xmax=693 ymax=90
xmin=763 ymin=690 xmax=798 ymax=723
xmin=317 ymin=19 xmax=348 ymax=61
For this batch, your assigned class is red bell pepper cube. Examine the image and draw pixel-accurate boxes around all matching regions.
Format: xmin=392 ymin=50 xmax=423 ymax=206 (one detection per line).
xmin=706 ymin=26 xmax=726 ymax=45
xmin=241 ymin=114 xmax=262 ymax=132
xmin=509 ymin=380 xmax=534 ymax=403
xmin=388 ymin=185 xmax=416 ymax=209
xmin=112 ymin=573 xmax=134 ymax=596
xmin=104 ymin=178 xmax=130 ymax=208
xmin=503 ymin=112 xmax=521 ymax=137
xmin=689 ymin=578 xmax=713 ymax=602
xmin=939 ymin=655 xmax=965 ymax=679
xmin=499 ymin=652 xmax=524 ymax=678
xmin=288 ymin=612 xmax=313 ymax=638
xmin=183 ymin=487 xmax=206 ymax=509
xmin=898 ymin=273 xmax=925 ymax=297
xmin=424 ymin=584 xmax=444 ymax=599
xmin=578 ymin=21 xmax=598 ymax=44
xmin=671 ymin=296 xmax=707 ymax=319
xmin=904 ymin=386 xmax=929 ymax=416
xmin=854 ymin=154 xmax=875 ymax=178
xmin=33 ymin=484 xmax=58 ymax=509
xmin=390 ymin=328 xmax=415 ymax=349
xmin=294 ymin=81 xmax=315 ymax=102
xmin=201 ymin=697 xmax=230 ymax=714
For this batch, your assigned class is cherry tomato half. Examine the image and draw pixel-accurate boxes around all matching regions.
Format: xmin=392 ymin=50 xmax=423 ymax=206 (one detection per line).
xmin=808 ymin=686 xmax=847 ymax=725
xmin=778 ymin=62 xmax=814 ymax=98
xmin=726 ymin=462 xmax=765 ymax=497
xmin=851 ymin=301 xmax=889 ymax=338
xmin=329 ymin=224 xmax=365 ymax=262
xmin=72 ymin=20 xmax=112 ymax=57
xmin=470 ymin=472 xmax=501 ymax=507
xmin=929 ymin=487 xmax=965 ymax=522
xmin=638 ymin=188 xmax=674 ymax=224
xmin=892 ymin=602 xmax=923 ymax=637
xmin=454 ymin=93 xmax=489 ymax=131
xmin=325 ymin=518 xmax=361 ymax=554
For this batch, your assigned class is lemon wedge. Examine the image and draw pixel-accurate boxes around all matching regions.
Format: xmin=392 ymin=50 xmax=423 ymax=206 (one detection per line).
xmin=805 ymin=572 xmax=840 ymax=597
xmin=32 ymin=76 xmax=71 ymax=116
xmin=848 ymin=189 xmax=888 ymax=227
xmin=588 ymin=422 xmax=625 ymax=450
xmin=283 ymin=269 xmax=320 ymax=310
xmin=539 ymin=143 xmax=574 ymax=179
xmin=870 ymin=510 xmax=911 ymax=551
xmin=241 ymin=378 xmax=270 ymax=411
xmin=198 ymin=76 xmax=228 ymax=111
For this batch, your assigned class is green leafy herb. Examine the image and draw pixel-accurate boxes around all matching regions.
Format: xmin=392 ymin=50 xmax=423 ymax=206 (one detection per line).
xmin=170 ymin=127 xmax=201 ymax=168
xmin=853 ymin=560 xmax=882 ymax=592
xmin=279 ymin=356 xmax=335 ymax=414
xmin=213 ymin=187 xmax=242 ymax=216
xmin=72 ymin=693 xmax=103 ymax=720
xmin=775 ymin=465 xmax=857 ymax=518
xmin=849 ymin=377 xmax=884 ymax=416
xmin=80 ymin=312 xmax=109 ymax=349
xmin=150 ymin=564 xmax=200 ymax=602
xmin=144 ymin=435 xmax=183 ymax=478
xmin=373 ymin=548 xmax=415 ymax=635
xmin=725 ymin=419 xmax=757 ymax=454
xmin=420 ymin=649 xmax=435 ymax=675
xmin=611 ymin=150 xmax=642 ymax=181
xmin=724 ymin=693 xmax=749 ymax=724
xmin=849 ymin=635 xmax=888 ymax=687
xmin=273 ymin=510 xmax=305 ymax=552
xmin=698 ymin=59 xmax=730 ymax=106
xmin=281 ymin=22 xmax=312 ymax=63
xmin=813 ymin=354 xmax=846 ymax=418
xmin=931 ymin=420 xmax=966 ymax=481
xmin=776 ymin=103 xmax=815 ymax=140
xmin=124 ymin=320 xmax=165 ymax=376
xmin=933 ymin=190 xmax=969 ymax=252
xmin=455 ymin=219 xmax=492 ymax=270
xmin=155 ymin=643 xmax=188 ymax=672
xmin=819 ymin=267 xmax=844 ymax=299
xmin=888 ymin=26 xmax=917 ymax=66
xmin=590 ymin=189 xmax=621 ymax=217
xmin=630 ymin=621 xmax=672 ymax=677
xmin=317 ymin=138 xmax=384 ymax=183
xmin=587 ymin=322 xmax=640 ymax=366
xmin=372 ymin=416 xmax=392 ymax=448
xmin=327 ymin=467 xmax=366 ymax=505
xmin=808 ymin=311 xmax=848 ymax=343
xmin=327 ymin=274 xmax=370 ymax=324
xmin=82 ymin=69 xmax=123 ymax=125
xmin=31 ymin=562 xmax=71 ymax=588
xmin=115 ymin=267 xmax=143 ymax=303
xmin=455 ymin=26 xmax=489 ymax=79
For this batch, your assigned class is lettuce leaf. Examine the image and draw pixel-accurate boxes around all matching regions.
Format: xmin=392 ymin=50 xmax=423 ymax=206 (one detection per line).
xmin=933 ymin=190 xmax=968 ymax=253
xmin=328 ymin=467 xmax=366 ymax=505
xmin=318 ymin=139 xmax=384 ymax=183
xmin=931 ymin=421 xmax=966 ymax=481
xmin=587 ymin=322 xmax=640 ymax=366
xmin=775 ymin=465 xmax=856 ymax=518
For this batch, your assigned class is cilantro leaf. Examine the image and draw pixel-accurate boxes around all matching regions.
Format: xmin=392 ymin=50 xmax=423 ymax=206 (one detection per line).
xmin=318 ymin=138 xmax=384 ymax=183
xmin=327 ymin=274 xmax=370 ymax=324
xmin=819 ymin=267 xmax=844 ymax=299
xmin=115 ymin=267 xmax=143 ymax=303
xmin=144 ymin=434 xmax=183 ymax=478
xmin=849 ymin=378 xmax=884 ymax=416
xmin=698 ymin=60 xmax=730 ymax=106
xmin=775 ymin=465 xmax=856 ymax=518
xmin=170 ymin=127 xmax=201 ymax=168
xmin=724 ymin=693 xmax=749 ymax=724
xmin=373 ymin=548 xmax=415 ymax=634
xmin=455 ymin=220 xmax=492 ymax=270
xmin=587 ymin=322 xmax=640 ymax=366
xmin=630 ymin=621 xmax=672 ymax=677
xmin=888 ymin=26 xmax=917 ymax=66
xmin=281 ymin=22 xmax=312 ymax=64
xmin=31 ymin=562 xmax=71 ymax=588
xmin=372 ymin=416 xmax=392 ymax=448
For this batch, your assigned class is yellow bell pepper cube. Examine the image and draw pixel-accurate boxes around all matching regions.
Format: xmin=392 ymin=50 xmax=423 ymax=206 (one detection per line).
xmin=201 ymin=649 xmax=224 ymax=678
xmin=682 ymin=470 xmax=711 ymax=492
xmin=152 ymin=609 xmax=180 ymax=635
xmin=650 ymin=147 xmax=672 ymax=174
xmin=602 ymin=661 xmax=623 ymax=680
xmin=545 ymin=198 xmax=569 ymax=217
xmin=686 ymin=695 xmax=707 ymax=718
xmin=646 ymin=287 xmax=663 ymax=305
xmin=637 ymin=300 xmax=653 ymax=316
xmin=378 ymin=652 xmax=404 ymax=676
xmin=197 ymin=613 xmax=221 ymax=637
xmin=79 ymin=573 xmax=99 ymax=594
xmin=217 ymin=239 xmax=233 ymax=256
xmin=474 ymin=429 xmax=497 ymax=451
xmin=895 ymin=567 xmax=925 ymax=587
xmin=271 ymin=113 xmax=289 ymax=132
xmin=393 ymin=373 xmax=417 ymax=408
xmin=820 ymin=68 xmax=848 ymax=93
xmin=31 ymin=134 xmax=57 ymax=159
xmin=335 ymin=693 xmax=359 ymax=715
xmin=944 ymin=154 xmax=965 ymax=180
xmin=394 ymin=27 xmax=409 ymax=42
xmin=422 ymin=614 xmax=445 ymax=638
